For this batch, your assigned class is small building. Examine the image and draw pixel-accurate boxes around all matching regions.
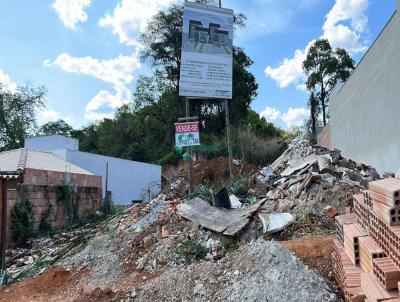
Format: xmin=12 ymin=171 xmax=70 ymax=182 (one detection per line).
xmin=25 ymin=135 xmax=161 ymax=205
xmin=319 ymin=5 xmax=400 ymax=174
xmin=0 ymin=148 xmax=102 ymax=247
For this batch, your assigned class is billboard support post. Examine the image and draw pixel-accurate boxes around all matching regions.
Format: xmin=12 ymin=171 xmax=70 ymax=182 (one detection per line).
xmin=219 ymin=0 xmax=233 ymax=181
xmin=185 ymin=98 xmax=193 ymax=193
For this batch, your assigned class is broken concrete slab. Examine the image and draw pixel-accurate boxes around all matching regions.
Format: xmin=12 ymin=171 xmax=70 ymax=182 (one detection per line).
xmin=258 ymin=213 xmax=295 ymax=234
xmin=177 ymin=198 xmax=266 ymax=236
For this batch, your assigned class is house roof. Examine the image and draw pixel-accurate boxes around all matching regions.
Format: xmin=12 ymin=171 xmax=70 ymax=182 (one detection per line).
xmin=0 ymin=148 xmax=93 ymax=175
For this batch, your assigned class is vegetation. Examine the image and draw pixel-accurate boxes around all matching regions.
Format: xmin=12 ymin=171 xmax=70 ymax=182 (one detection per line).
xmin=176 ymin=240 xmax=208 ymax=261
xmin=0 ymin=2 xmax=285 ymax=167
xmin=11 ymin=195 xmax=35 ymax=247
xmin=0 ymin=85 xmax=46 ymax=151
xmin=303 ymin=39 xmax=355 ymax=140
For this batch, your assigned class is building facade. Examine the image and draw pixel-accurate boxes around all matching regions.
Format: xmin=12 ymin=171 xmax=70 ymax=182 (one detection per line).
xmin=0 ymin=149 xmax=102 ymax=247
xmin=25 ymin=135 xmax=161 ymax=205
xmin=328 ymin=8 xmax=400 ymax=174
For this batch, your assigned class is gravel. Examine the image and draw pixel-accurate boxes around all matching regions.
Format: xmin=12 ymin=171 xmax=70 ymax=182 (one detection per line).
xmin=134 ymin=239 xmax=339 ymax=302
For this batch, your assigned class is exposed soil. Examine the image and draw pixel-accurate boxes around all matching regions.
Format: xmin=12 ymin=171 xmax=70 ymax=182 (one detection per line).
xmin=163 ymin=157 xmax=258 ymax=188
xmin=0 ymin=267 xmax=88 ymax=302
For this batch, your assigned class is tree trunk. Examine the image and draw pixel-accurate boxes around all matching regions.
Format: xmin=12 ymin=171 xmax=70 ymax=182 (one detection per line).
xmin=321 ymin=96 xmax=326 ymax=126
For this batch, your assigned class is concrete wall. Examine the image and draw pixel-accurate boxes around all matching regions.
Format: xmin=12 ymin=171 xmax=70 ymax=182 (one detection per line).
xmin=330 ymin=11 xmax=400 ymax=174
xmin=25 ymin=135 xmax=78 ymax=151
xmin=317 ymin=123 xmax=331 ymax=149
xmin=62 ymin=150 xmax=161 ymax=205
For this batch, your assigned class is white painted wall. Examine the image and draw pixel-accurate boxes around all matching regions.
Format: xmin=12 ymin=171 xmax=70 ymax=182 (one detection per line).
xmin=25 ymin=135 xmax=78 ymax=151
xmin=25 ymin=136 xmax=161 ymax=205
xmin=330 ymin=11 xmax=400 ymax=175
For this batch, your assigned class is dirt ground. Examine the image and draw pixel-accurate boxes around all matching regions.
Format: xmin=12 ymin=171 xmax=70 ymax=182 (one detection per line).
xmin=0 ymin=233 xmax=339 ymax=302
xmin=163 ymin=157 xmax=258 ymax=187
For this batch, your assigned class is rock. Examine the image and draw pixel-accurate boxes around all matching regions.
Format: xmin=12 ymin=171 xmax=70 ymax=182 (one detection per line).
xmin=383 ymin=172 xmax=395 ymax=179
xmin=143 ymin=235 xmax=154 ymax=248
xmin=161 ymin=226 xmax=169 ymax=238
xmin=229 ymin=195 xmax=242 ymax=209
xmin=193 ymin=283 xmax=206 ymax=296
xmin=324 ymin=206 xmax=338 ymax=218
xmin=130 ymin=288 xmax=138 ymax=297
xmin=136 ymin=256 xmax=147 ymax=270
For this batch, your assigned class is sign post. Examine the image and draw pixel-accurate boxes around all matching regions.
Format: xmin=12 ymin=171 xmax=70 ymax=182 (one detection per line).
xmin=179 ymin=1 xmax=234 ymax=184
xmin=175 ymin=118 xmax=200 ymax=192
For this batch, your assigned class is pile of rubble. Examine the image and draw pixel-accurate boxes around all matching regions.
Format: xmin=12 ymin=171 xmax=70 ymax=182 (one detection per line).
xmin=5 ymin=226 xmax=97 ymax=282
xmin=256 ymin=139 xmax=379 ymax=223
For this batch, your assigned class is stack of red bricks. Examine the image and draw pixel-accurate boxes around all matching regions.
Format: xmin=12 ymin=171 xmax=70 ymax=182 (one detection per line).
xmin=333 ymin=178 xmax=400 ymax=302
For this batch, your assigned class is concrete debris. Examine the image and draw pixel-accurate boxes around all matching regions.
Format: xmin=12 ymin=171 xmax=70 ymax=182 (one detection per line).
xmin=229 ymin=194 xmax=242 ymax=209
xmin=134 ymin=239 xmax=337 ymax=302
xmin=258 ymin=212 xmax=295 ymax=233
xmin=257 ymin=139 xmax=379 ymax=220
xmin=177 ymin=197 xmax=266 ymax=236
xmin=131 ymin=195 xmax=166 ymax=232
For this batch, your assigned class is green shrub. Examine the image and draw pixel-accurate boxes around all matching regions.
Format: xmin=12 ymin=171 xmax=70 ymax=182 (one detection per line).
xmin=11 ymin=200 xmax=35 ymax=247
xmin=237 ymin=128 xmax=284 ymax=166
xmin=192 ymin=184 xmax=214 ymax=204
xmin=176 ymin=240 xmax=208 ymax=261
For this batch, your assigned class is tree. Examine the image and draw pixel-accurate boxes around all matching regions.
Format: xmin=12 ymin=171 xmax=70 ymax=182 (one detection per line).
xmin=0 ymin=85 xmax=46 ymax=151
xmin=39 ymin=119 xmax=73 ymax=136
xmin=303 ymin=39 xmax=355 ymax=126
xmin=307 ymin=92 xmax=320 ymax=142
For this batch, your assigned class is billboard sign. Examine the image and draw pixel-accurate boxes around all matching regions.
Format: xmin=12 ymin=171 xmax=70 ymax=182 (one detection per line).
xmin=175 ymin=121 xmax=200 ymax=147
xmin=179 ymin=2 xmax=233 ymax=99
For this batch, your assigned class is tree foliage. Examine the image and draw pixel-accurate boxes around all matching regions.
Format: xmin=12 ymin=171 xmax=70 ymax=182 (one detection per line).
xmin=72 ymin=2 xmax=283 ymax=165
xmin=0 ymin=85 xmax=46 ymax=151
xmin=303 ymin=39 xmax=355 ymax=130
xmin=39 ymin=119 xmax=73 ymax=136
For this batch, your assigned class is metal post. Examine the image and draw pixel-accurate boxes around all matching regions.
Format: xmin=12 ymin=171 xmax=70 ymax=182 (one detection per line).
xmin=0 ymin=179 xmax=8 ymax=272
xmin=185 ymin=98 xmax=193 ymax=192
xmin=225 ymin=100 xmax=233 ymax=180
xmin=219 ymin=0 xmax=233 ymax=180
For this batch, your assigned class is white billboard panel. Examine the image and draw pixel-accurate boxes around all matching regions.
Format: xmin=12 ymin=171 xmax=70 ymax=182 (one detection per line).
xmin=179 ymin=2 xmax=233 ymax=99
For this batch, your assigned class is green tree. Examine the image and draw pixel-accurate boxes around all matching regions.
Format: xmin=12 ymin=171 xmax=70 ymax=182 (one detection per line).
xmin=0 ymin=84 xmax=46 ymax=151
xmin=307 ymin=92 xmax=320 ymax=142
xmin=303 ymin=39 xmax=354 ymax=126
xmin=39 ymin=119 xmax=73 ymax=136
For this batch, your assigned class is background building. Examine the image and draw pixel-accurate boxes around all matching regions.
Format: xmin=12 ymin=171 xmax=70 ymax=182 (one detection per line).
xmin=323 ymin=7 xmax=399 ymax=174
xmin=25 ymin=135 xmax=161 ymax=205
xmin=0 ymin=148 xmax=102 ymax=247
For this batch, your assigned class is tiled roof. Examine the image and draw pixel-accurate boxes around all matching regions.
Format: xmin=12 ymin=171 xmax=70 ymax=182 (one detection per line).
xmin=0 ymin=148 xmax=93 ymax=175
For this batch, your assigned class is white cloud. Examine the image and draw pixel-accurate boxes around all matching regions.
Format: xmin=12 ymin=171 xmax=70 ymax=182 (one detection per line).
xmin=264 ymin=42 xmax=313 ymax=88
xmin=85 ymin=83 xmax=132 ymax=121
xmin=281 ymin=107 xmax=309 ymax=128
xmin=99 ymin=0 xmax=174 ymax=45
xmin=265 ymin=0 xmax=369 ymax=88
xmin=0 ymin=69 xmax=17 ymax=92
xmin=260 ymin=106 xmax=281 ymax=121
xmin=37 ymin=108 xmax=61 ymax=124
xmin=259 ymin=106 xmax=309 ymax=128
xmin=52 ymin=0 xmax=92 ymax=30
xmin=46 ymin=52 xmax=140 ymax=86
xmin=45 ymin=51 xmax=141 ymax=122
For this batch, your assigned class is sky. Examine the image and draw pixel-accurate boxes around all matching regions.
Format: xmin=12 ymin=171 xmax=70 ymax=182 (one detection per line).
xmin=0 ymin=0 xmax=397 ymax=129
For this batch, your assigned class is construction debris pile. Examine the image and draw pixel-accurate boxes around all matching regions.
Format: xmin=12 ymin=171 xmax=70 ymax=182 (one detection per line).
xmin=333 ymin=178 xmax=400 ymax=302
xmin=256 ymin=139 xmax=379 ymax=225
xmin=5 ymin=226 xmax=97 ymax=282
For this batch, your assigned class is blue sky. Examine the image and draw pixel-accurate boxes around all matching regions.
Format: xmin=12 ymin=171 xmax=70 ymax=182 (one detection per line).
xmin=0 ymin=0 xmax=397 ymax=129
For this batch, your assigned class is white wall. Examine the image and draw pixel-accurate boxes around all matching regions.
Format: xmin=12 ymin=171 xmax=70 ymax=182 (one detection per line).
xmin=330 ymin=11 xmax=400 ymax=174
xmin=25 ymin=135 xmax=161 ymax=205
xmin=25 ymin=135 xmax=78 ymax=151
xmin=63 ymin=150 xmax=161 ymax=205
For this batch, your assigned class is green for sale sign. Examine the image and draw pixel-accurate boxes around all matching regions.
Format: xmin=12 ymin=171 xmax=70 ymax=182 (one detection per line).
xmin=175 ymin=121 xmax=200 ymax=147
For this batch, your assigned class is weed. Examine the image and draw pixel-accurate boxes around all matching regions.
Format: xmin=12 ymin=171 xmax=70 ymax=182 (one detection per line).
xmin=106 ymin=225 xmax=118 ymax=238
xmin=192 ymin=184 xmax=214 ymax=204
xmin=176 ymin=240 xmax=208 ymax=261
xmin=12 ymin=187 xmax=35 ymax=247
